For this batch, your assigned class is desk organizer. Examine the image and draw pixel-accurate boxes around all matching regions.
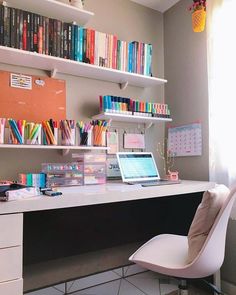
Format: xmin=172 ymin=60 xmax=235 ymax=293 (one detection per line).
xmin=42 ymin=163 xmax=84 ymax=187
xmin=73 ymin=153 xmax=107 ymax=185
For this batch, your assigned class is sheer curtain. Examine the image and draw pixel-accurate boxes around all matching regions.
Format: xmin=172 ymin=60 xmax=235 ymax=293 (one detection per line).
xmin=207 ymin=0 xmax=236 ymax=189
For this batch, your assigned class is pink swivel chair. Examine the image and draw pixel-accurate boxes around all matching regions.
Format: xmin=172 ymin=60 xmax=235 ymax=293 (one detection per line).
xmin=129 ymin=186 xmax=236 ymax=295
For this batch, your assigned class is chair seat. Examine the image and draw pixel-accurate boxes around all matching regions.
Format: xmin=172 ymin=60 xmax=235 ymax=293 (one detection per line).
xmin=129 ymin=234 xmax=189 ymax=276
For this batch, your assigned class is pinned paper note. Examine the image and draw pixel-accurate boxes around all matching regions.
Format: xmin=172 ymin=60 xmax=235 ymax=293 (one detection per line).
xmin=11 ymin=73 xmax=32 ymax=90
xmin=107 ymin=131 xmax=119 ymax=154
xmin=124 ymin=133 xmax=145 ymax=149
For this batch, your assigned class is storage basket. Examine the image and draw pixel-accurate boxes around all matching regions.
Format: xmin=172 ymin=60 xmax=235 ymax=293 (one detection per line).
xmin=192 ymin=8 xmax=206 ymax=32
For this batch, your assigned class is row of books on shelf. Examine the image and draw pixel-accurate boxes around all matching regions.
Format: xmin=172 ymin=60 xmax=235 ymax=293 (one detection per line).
xmin=99 ymin=95 xmax=171 ymax=118
xmin=0 ymin=4 xmax=153 ymax=75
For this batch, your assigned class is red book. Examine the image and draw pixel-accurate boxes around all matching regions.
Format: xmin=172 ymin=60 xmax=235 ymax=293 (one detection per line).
xmin=86 ymin=28 xmax=91 ymax=63
xmin=22 ymin=12 xmax=27 ymax=50
xmin=90 ymin=29 xmax=95 ymax=65
xmin=38 ymin=15 xmax=43 ymax=54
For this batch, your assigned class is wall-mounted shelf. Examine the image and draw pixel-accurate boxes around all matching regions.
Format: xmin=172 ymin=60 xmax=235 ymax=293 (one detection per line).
xmin=0 ymin=46 xmax=167 ymax=88
xmin=93 ymin=112 xmax=172 ymax=129
xmin=2 ymin=0 xmax=94 ymax=25
xmin=0 ymin=144 xmax=109 ymax=151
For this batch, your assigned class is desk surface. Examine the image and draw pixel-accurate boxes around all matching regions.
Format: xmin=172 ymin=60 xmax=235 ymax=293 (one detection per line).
xmin=0 ymin=180 xmax=215 ymax=215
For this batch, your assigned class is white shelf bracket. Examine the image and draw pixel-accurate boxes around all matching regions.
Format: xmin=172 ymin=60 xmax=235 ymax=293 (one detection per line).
xmin=119 ymin=81 xmax=128 ymax=90
xmin=61 ymin=149 xmax=70 ymax=156
xmin=50 ymin=68 xmax=58 ymax=78
xmin=145 ymin=123 xmax=153 ymax=130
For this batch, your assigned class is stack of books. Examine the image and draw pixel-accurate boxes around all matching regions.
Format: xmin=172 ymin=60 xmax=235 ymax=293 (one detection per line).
xmin=0 ymin=4 xmax=153 ymax=76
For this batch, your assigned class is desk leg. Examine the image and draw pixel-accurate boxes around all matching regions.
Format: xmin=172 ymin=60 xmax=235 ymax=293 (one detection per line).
xmin=213 ymin=270 xmax=221 ymax=295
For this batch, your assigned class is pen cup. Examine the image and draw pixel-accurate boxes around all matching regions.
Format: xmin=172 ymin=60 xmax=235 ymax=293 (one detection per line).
xmin=8 ymin=119 xmax=25 ymax=144
xmin=80 ymin=132 xmax=88 ymax=146
xmin=42 ymin=120 xmax=58 ymax=145
xmin=26 ymin=123 xmax=42 ymax=145
xmin=0 ymin=118 xmax=6 ymax=144
xmin=60 ymin=120 xmax=76 ymax=146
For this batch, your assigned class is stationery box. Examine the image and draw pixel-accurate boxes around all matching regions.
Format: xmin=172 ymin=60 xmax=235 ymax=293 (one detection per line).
xmin=72 ymin=153 xmax=107 ymax=185
xmin=42 ymin=163 xmax=84 ymax=187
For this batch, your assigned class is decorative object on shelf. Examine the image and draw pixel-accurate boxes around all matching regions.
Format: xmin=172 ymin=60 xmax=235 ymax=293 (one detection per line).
xmin=106 ymin=131 xmax=119 ymax=154
xmin=188 ymin=0 xmax=206 ymax=32
xmin=69 ymin=0 xmax=84 ymax=9
xmin=157 ymin=138 xmax=175 ymax=177
xmin=166 ymin=170 xmax=179 ymax=181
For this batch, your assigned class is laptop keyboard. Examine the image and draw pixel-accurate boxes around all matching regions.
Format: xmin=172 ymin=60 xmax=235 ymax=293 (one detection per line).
xmin=141 ymin=180 xmax=181 ymax=187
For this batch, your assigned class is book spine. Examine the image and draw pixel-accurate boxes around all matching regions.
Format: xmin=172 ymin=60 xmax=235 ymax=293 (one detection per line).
xmin=38 ymin=15 xmax=43 ymax=54
xmin=90 ymin=29 xmax=95 ymax=65
xmin=60 ymin=21 xmax=64 ymax=58
xmin=45 ymin=17 xmax=49 ymax=55
xmin=74 ymin=25 xmax=78 ymax=61
xmin=16 ymin=9 xmax=21 ymax=49
xmin=52 ymin=19 xmax=57 ymax=56
xmin=19 ymin=9 xmax=23 ymax=50
xmin=49 ymin=18 xmax=53 ymax=56
xmin=3 ymin=6 xmax=10 ymax=47
xmin=128 ymin=42 xmax=133 ymax=73
xmin=79 ymin=26 xmax=83 ymax=62
xmin=29 ymin=12 xmax=34 ymax=51
xmin=63 ymin=22 xmax=68 ymax=58
xmin=71 ymin=23 xmax=75 ymax=60
xmin=112 ymin=35 xmax=117 ymax=70
xmin=42 ymin=16 xmax=46 ymax=54
xmin=56 ymin=20 xmax=61 ymax=57
xmin=117 ymin=40 xmax=121 ymax=71
xmin=26 ymin=12 xmax=31 ymax=51
xmin=148 ymin=44 xmax=152 ymax=76
xmin=67 ymin=23 xmax=72 ymax=59
xmin=33 ymin=13 xmax=38 ymax=52
xmin=10 ymin=7 xmax=16 ymax=48
xmin=86 ymin=28 xmax=90 ymax=63
xmin=82 ymin=28 xmax=87 ymax=62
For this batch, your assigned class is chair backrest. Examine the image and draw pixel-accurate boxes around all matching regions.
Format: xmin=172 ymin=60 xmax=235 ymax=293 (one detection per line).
xmin=187 ymin=188 xmax=236 ymax=278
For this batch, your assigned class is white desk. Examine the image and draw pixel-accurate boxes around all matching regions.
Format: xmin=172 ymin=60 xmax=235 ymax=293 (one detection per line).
xmin=0 ymin=180 xmax=215 ymax=295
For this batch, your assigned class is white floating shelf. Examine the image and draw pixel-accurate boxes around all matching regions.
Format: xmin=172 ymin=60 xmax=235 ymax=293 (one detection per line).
xmin=93 ymin=112 xmax=172 ymax=124
xmin=3 ymin=0 xmax=94 ymax=25
xmin=0 ymin=46 xmax=167 ymax=88
xmin=0 ymin=144 xmax=109 ymax=151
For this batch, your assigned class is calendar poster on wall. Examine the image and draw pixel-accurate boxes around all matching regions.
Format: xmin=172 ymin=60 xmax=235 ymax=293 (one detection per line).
xmin=167 ymin=123 xmax=202 ymax=157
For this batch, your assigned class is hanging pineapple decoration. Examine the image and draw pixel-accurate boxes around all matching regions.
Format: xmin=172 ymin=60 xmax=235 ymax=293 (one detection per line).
xmin=188 ymin=0 xmax=207 ymax=33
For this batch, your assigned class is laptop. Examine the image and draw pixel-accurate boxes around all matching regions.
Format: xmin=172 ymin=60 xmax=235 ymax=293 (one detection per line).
xmin=116 ymin=152 xmax=181 ymax=187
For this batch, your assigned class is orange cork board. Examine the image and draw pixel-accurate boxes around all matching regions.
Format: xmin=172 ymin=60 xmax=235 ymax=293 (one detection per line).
xmin=0 ymin=70 xmax=66 ymax=122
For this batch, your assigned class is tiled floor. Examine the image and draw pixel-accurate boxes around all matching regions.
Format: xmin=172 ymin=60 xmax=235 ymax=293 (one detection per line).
xmin=27 ymin=265 xmax=211 ymax=295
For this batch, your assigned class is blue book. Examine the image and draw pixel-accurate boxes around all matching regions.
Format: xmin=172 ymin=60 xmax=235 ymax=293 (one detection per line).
xmin=74 ymin=25 xmax=78 ymax=61
xmin=79 ymin=27 xmax=84 ymax=62
xmin=128 ymin=42 xmax=133 ymax=73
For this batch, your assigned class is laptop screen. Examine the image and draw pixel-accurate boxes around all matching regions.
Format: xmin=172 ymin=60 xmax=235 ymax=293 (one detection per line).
xmin=116 ymin=152 xmax=160 ymax=182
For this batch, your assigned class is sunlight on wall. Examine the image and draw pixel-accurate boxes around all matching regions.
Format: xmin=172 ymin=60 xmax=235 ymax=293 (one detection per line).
xmin=208 ymin=0 xmax=236 ymax=191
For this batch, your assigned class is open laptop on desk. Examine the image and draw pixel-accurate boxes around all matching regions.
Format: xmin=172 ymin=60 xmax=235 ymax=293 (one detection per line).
xmin=116 ymin=152 xmax=181 ymax=187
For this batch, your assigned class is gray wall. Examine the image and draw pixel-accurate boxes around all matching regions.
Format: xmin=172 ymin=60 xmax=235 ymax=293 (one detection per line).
xmin=164 ymin=0 xmax=209 ymax=181
xmin=164 ymin=0 xmax=236 ymax=290
xmin=0 ymin=0 xmax=166 ymax=179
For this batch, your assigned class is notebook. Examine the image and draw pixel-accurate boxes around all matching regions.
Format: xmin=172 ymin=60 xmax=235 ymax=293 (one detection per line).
xmin=116 ymin=152 xmax=180 ymax=187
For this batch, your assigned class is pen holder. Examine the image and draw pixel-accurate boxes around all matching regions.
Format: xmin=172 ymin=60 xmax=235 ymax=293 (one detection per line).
xmin=93 ymin=130 xmax=106 ymax=146
xmin=60 ymin=120 xmax=76 ymax=146
xmin=0 ymin=118 xmax=6 ymax=144
xmin=42 ymin=125 xmax=58 ymax=145
xmin=80 ymin=131 xmax=88 ymax=146
xmin=8 ymin=119 xmax=25 ymax=144
xmin=25 ymin=123 xmax=42 ymax=145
